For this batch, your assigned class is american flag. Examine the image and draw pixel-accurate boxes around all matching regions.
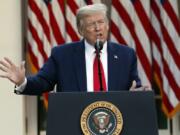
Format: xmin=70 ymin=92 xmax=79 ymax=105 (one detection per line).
xmin=151 ymin=0 xmax=180 ymax=117
xmin=27 ymin=0 xmax=180 ymax=117
xmin=110 ymin=0 xmax=180 ymax=118
xmin=27 ymin=0 xmax=66 ymax=108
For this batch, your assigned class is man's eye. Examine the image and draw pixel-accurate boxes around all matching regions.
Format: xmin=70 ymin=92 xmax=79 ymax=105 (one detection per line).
xmin=88 ymin=23 xmax=94 ymax=27
xmin=98 ymin=20 xmax=105 ymax=24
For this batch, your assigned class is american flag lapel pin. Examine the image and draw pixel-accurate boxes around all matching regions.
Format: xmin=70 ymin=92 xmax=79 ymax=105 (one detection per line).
xmin=114 ymin=55 xmax=118 ymax=59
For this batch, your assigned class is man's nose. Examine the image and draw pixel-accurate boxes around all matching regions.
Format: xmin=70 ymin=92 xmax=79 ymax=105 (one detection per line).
xmin=94 ymin=22 xmax=100 ymax=31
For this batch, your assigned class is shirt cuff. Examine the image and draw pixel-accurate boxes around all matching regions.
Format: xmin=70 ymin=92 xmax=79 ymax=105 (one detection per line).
xmin=15 ymin=78 xmax=27 ymax=92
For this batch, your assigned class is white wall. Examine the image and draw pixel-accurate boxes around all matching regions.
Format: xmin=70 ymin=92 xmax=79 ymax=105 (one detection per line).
xmin=0 ymin=0 xmax=25 ymax=135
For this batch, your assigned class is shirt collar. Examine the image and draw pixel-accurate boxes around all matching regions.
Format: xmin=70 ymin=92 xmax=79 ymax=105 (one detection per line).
xmin=85 ymin=39 xmax=107 ymax=55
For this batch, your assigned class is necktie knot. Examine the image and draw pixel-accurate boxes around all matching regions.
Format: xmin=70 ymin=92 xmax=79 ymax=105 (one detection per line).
xmin=94 ymin=50 xmax=102 ymax=55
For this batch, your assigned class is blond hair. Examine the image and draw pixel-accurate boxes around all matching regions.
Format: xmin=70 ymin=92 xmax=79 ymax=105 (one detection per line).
xmin=76 ymin=3 xmax=108 ymax=33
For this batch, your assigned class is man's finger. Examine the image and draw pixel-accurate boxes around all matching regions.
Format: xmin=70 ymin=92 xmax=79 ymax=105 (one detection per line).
xmin=0 ymin=65 xmax=8 ymax=72
xmin=0 ymin=60 xmax=10 ymax=68
xmin=0 ymin=74 xmax=9 ymax=79
xmin=4 ymin=57 xmax=14 ymax=66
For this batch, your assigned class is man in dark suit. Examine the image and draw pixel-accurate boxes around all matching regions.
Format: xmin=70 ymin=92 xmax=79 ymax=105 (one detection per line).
xmin=0 ymin=3 xmax=147 ymax=95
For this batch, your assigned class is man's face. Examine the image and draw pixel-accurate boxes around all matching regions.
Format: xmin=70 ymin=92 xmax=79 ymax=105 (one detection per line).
xmin=80 ymin=13 xmax=109 ymax=45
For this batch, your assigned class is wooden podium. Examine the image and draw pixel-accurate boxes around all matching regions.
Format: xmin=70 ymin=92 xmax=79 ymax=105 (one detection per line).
xmin=46 ymin=91 xmax=159 ymax=135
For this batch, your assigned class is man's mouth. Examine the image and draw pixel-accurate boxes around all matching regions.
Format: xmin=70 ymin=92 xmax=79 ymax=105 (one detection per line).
xmin=96 ymin=33 xmax=103 ymax=39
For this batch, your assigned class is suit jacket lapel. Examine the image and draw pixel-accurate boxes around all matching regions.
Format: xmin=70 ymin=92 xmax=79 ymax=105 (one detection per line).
xmin=73 ymin=40 xmax=87 ymax=91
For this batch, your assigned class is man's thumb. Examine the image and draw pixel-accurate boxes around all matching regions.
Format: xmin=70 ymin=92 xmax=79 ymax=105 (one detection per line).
xmin=130 ymin=80 xmax=136 ymax=90
xmin=20 ymin=61 xmax=25 ymax=69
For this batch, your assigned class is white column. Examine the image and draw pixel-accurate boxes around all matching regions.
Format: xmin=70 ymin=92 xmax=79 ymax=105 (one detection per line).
xmin=0 ymin=0 xmax=25 ymax=135
xmin=173 ymin=112 xmax=180 ymax=135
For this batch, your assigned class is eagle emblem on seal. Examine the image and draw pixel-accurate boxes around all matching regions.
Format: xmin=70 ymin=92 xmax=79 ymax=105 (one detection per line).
xmin=93 ymin=111 xmax=112 ymax=133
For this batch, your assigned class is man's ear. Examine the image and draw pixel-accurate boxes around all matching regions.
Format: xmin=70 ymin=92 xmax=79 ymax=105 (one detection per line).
xmin=78 ymin=28 xmax=83 ymax=36
xmin=106 ymin=22 xmax=109 ymax=31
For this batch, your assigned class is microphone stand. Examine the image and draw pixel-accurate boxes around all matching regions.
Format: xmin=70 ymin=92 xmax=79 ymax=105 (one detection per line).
xmin=95 ymin=39 xmax=104 ymax=91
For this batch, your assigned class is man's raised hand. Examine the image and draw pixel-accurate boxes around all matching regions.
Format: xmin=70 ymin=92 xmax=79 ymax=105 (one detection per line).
xmin=0 ymin=57 xmax=25 ymax=86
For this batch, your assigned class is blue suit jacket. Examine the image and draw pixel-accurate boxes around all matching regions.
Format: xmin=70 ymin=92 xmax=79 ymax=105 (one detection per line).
xmin=21 ymin=40 xmax=141 ymax=95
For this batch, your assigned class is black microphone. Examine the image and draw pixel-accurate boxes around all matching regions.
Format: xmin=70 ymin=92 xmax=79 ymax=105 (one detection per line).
xmin=94 ymin=39 xmax=104 ymax=91
xmin=95 ymin=39 xmax=103 ymax=53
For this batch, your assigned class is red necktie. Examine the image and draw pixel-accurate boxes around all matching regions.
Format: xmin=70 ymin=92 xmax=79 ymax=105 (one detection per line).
xmin=93 ymin=53 xmax=107 ymax=92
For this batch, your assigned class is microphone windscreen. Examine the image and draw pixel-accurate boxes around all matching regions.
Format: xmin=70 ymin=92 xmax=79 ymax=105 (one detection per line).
xmin=95 ymin=39 xmax=103 ymax=51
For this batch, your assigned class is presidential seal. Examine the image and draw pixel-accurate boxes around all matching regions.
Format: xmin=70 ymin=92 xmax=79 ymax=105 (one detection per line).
xmin=80 ymin=101 xmax=123 ymax=135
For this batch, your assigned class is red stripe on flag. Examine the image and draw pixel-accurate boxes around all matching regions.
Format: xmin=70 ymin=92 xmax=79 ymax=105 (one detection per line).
xmin=131 ymin=0 xmax=151 ymax=38
xmin=66 ymin=0 xmax=81 ymax=41
xmin=153 ymin=60 xmax=162 ymax=83
xmin=57 ymin=0 xmax=65 ymax=14
xmin=66 ymin=0 xmax=79 ymax=15
xmin=162 ymin=1 xmax=180 ymax=35
xmin=27 ymin=42 xmax=40 ymax=70
xmin=28 ymin=19 xmax=48 ymax=62
xmin=66 ymin=20 xmax=80 ymax=41
xmin=48 ymin=4 xmax=65 ymax=44
xmin=28 ymin=0 xmax=51 ymax=42
xmin=110 ymin=20 xmax=127 ymax=45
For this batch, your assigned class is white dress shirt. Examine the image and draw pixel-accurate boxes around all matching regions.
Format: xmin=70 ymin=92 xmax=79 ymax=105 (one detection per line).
xmin=85 ymin=40 xmax=108 ymax=92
